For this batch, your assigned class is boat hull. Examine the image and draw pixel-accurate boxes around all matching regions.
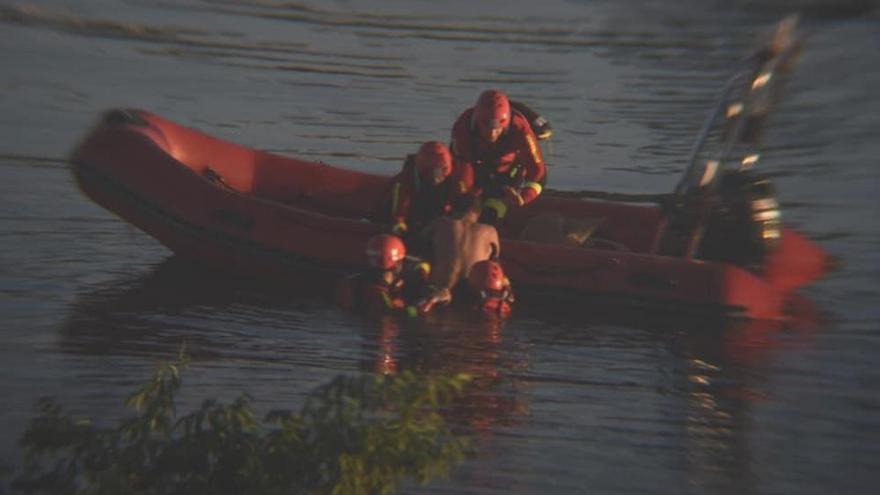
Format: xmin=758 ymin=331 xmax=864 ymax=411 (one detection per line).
xmin=70 ymin=109 xmax=831 ymax=319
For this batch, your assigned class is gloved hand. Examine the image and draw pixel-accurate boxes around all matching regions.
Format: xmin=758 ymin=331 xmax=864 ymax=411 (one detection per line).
xmin=519 ymin=185 xmax=539 ymax=205
xmin=503 ymin=186 xmax=525 ymax=207
xmin=503 ymin=186 xmax=540 ymax=207
xmin=415 ymin=287 xmax=452 ymax=315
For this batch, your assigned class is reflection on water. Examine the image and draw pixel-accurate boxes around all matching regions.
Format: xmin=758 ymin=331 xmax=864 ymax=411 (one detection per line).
xmin=61 ymin=253 xmax=830 ymax=492
xmin=471 ymin=291 xmax=824 ymax=493
xmin=364 ymin=313 xmax=530 ymax=438
xmin=61 ymin=258 xmax=824 ymax=482
xmin=58 ymin=257 xmax=339 ymax=360
xmin=674 ymin=303 xmax=822 ymax=491
xmin=62 ymin=259 xmax=532 ymax=433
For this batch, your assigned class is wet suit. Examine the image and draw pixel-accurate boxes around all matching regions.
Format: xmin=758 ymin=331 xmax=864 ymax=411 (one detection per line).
xmin=450 ymin=108 xmax=547 ymax=226
xmin=473 ymin=279 xmax=515 ymax=319
xmin=335 ymin=260 xmax=430 ymax=317
xmin=378 ymin=154 xmax=472 ymax=252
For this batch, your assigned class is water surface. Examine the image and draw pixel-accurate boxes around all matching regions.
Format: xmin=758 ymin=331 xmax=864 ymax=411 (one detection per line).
xmin=1 ymin=1 xmax=878 ymax=493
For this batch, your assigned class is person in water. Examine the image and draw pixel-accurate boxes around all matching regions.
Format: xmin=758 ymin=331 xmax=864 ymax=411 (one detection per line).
xmin=380 ymin=141 xmax=472 ymax=249
xmin=336 ymin=234 xmax=428 ymax=317
xmin=450 ymin=89 xmax=548 ymax=226
xmin=466 ymin=259 xmax=515 ymax=318
xmin=415 ymin=195 xmax=502 ymax=314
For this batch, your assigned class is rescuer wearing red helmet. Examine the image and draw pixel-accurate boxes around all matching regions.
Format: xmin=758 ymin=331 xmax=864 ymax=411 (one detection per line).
xmin=336 ymin=234 xmax=428 ymax=316
xmin=379 ymin=141 xmax=473 ymax=246
xmin=451 ymin=89 xmax=548 ymax=226
xmin=366 ymin=233 xmax=407 ymax=272
xmin=467 ymin=259 xmax=515 ymax=318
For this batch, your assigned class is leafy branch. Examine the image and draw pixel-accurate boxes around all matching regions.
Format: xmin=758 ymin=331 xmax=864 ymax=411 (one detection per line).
xmin=8 ymin=355 xmax=472 ymax=495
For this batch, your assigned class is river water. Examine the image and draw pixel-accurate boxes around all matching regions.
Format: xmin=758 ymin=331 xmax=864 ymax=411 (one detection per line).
xmin=1 ymin=0 xmax=878 ymax=493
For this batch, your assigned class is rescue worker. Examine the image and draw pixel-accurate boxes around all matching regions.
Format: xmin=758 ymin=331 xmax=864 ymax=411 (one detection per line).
xmin=336 ymin=234 xmax=428 ymax=316
xmin=415 ymin=195 xmax=501 ymax=314
xmin=467 ymin=259 xmax=515 ymax=318
xmin=380 ymin=141 xmax=472 ymax=249
xmin=450 ymin=89 xmax=548 ymax=226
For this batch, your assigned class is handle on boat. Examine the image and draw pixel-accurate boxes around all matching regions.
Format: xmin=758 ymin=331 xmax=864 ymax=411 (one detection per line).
xmin=673 ymin=71 xmax=747 ymax=196
xmin=654 ymin=16 xmax=806 ymax=260
xmin=673 ymin=15 xmax=805 ymax=197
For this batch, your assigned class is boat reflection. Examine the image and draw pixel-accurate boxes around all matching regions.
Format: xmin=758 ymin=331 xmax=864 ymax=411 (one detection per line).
xmin=57 ymin=256 xmax=339 ymax=359
xmin=675 ymin=296 xmax=821 ymax=491
xmin=518 ymin=290 xmax=822 ymax=491
xmin=60 ymin=257 xmax=824 ymax=490
xmin=62 ymin=258 xmax=532 ymax=437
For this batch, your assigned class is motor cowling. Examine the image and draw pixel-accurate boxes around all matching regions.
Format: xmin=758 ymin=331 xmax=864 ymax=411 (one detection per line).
xmin=699 ymin=170 xmax=782 ymax=266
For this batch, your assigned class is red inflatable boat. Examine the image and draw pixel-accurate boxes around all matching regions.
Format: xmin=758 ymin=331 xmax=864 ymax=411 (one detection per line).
xmin=70 ymin=109 xmax=831 ymax=319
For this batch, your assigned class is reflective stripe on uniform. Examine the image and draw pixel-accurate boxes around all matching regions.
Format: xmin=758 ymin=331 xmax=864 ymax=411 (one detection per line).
xmin=526 ymin=134 xmax=540 ymax=162
xmin=484 ymin=197 xmax=508 ymax=219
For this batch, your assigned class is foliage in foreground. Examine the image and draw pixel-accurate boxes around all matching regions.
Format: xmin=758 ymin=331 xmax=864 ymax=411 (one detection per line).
xmin=8 ymin=355 xmax=471 ymax=495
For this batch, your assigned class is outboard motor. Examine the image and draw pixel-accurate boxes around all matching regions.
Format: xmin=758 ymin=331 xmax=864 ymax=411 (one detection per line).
xmin=699 ymin=170 xmax=782 ymax=266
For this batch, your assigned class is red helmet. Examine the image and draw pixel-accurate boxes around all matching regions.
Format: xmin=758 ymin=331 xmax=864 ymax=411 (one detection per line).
xmin=468 ymin=260 xmax=507 ymax=293
xmin=469 ymin=260 xmax=513 ymax=317
xmin=366 ymin=234 xmax=406 ymax=270
xmin=415 ymin=141 xmax=453 ymax=184
xmin=473 ymin=90 xmax=511 ymax=142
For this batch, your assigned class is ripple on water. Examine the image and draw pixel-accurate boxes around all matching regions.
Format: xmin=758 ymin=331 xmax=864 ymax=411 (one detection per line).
xmin=1 ymin=1 xmax=878 ymax=492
